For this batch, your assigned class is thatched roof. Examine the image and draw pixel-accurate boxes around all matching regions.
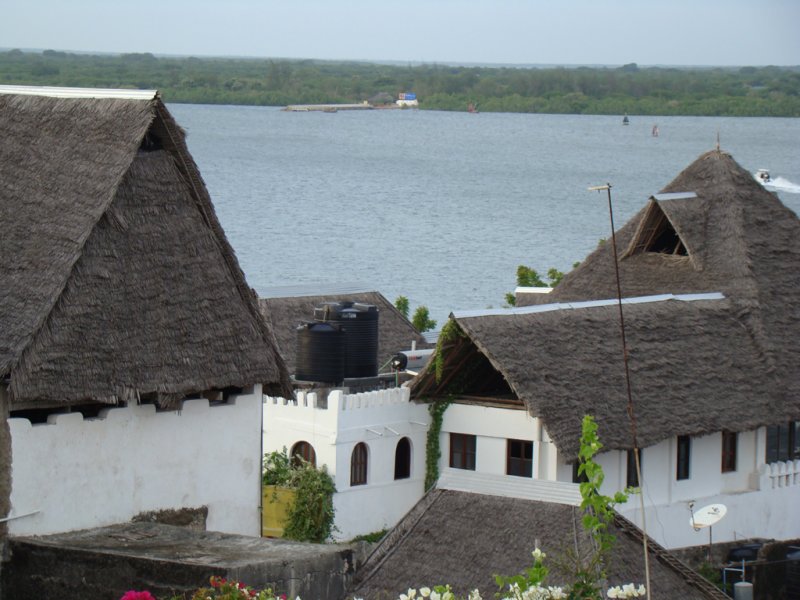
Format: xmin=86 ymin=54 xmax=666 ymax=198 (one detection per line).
xmin=351 ymin=489 xmax=727 ymax=599
xmin=0 ymin=86 xmax=291 ymax=407
xmin=258 ymin=287 xmax=431 ymax=375
xmin=520 ymin=150 xmax=800 ymax=306
xmin=411 ymin=150 xmax=799 ymax=458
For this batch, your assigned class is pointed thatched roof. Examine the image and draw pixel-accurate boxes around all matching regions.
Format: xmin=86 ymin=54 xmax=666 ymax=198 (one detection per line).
xmin=411 ymin=150 xmax=800 ymax=458
xmin=258 ymin=286 xmax=431 ymax=376
xmin=351 ymin=489 xmax=727 ymax=599
xmin=0 ymin=85 xmax=291 ymax=407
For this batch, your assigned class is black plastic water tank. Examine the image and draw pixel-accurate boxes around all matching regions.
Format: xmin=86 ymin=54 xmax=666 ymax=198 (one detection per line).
xmin=314 ymin=301 xmax=379 ymax=378
xmin=294 ymin=321 xmax=345 ymax=383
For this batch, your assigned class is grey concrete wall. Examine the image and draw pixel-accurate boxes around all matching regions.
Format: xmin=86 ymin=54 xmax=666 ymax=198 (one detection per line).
xmin=1 ymin=524 xmax=358 ymax=600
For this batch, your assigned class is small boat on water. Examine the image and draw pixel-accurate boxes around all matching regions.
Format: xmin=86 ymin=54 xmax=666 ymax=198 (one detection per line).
xmin=755 ymin=168 xmax=772 ymax=184
xmin=467 ymin=103 xmax=479 ymax=114
xmin=622 ymin=115 xmax=629 ymax=125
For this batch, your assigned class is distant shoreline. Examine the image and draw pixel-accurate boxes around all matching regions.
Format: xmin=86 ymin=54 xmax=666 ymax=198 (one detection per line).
xmin=2 ymin=49 xmax=799 ymax=117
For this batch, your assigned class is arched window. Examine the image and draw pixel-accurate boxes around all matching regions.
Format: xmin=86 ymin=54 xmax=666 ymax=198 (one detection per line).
xmin=291 ymin=441 xmax=316 ymax=467
xmin=350 ymin=442 xmax=368 ymax=486
xmin=394 ymin=437 xmax=411 ymax=480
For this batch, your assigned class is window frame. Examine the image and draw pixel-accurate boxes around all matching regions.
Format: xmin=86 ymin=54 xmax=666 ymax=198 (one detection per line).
xmin=676 ymin=435 xmax=691 ymax=480
xmin=626 ymin=448 xmax=641 ymax=488
xmin=290 ymin=441 xmax=316 ymax=468
xmin=721 ymin=431 xmax=737 ymax=473
xmin=506 ymin=438 xmax=533 ymax=478
xmin=394 ymin=437 xmax=412 ymax=480
xmin=350 ymin=442 xmax=368 ymax=486
xmin=766 ymin=421 xmax=799 ymax=463
xmin=449 ymin=433 xmax=476 ymax=471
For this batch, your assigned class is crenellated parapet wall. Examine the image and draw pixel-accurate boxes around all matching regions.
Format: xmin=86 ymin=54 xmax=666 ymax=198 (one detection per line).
xmin=7 ymin=389 xmax=264 ymax=537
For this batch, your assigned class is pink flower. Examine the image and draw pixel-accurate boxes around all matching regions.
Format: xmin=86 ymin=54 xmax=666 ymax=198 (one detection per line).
xmin=120 ymin=592 xmax=156 ymax=600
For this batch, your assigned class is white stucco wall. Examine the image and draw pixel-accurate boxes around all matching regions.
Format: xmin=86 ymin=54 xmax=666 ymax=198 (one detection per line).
xmin=8 ymin=389 xmax=263 ymax=537
xmin=440 ymin=403 xmax=557 ymax=480
xmin=263 ymin=387 xmax=430 ymax=540
xmin=575 ymin=428 xmax=800 ymax=549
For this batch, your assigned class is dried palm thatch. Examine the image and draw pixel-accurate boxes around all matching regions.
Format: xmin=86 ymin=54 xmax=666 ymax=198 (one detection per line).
xmin=0 ymin=86 xmax=291 ymax=408
xmin=259 ymin=290 xmax=431 ymax=376
xmin=351 ymin=489 xmax=727 ymax=599
xmin=411 ymin=150 xmax=799 ymax=459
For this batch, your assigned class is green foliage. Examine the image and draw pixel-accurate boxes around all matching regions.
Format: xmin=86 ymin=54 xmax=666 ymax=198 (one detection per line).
xmin=412 ymin=305 xmax=437 ymax=333
xmin=434 ymin=319 xmax=465 ymax=383
xmin=505 ymin=265 xmax=566 ymax=306
xmin=349 ymin=528 xmax=388 ymax=544
xmin=572 ymin=415 xmax=630 ymax=594
xmin=283 ymin=462 xmax=336 ymax=543
xmin=394 ymin=295 xmax=410 ymax=319
xmin=2 ymin=50 xmax=799 ymax=117
xmin=262 ymin=449 xmax=336 ymax=543
xmin=425 ymin=399 xmax=450 ymax=491
xmin=261 ymin=448 xmax=292 ymax=486
xmin=494 ymin=548 xmax=550 ymax=596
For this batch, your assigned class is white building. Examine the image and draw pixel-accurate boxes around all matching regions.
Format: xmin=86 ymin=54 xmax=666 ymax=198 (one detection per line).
xmin=263 ymin=387 xmax=429 ymax=541
xmin=0 ymin=86 xmax=290 ymax=538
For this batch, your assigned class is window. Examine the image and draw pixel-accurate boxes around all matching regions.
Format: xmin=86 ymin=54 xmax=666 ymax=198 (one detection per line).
xmin=350 ymin=442 xmax=368 ymax=486
xmin=449 ymin=433 xmax=476 ymax=470
xmin=721 ymin=431 xmax=738 ymax=473
xmin=506 ymin=439 xmax=533 ymax=478
xmin=676 ymin=435 xmax=691 ymax=480
xmin=394 ymin=437 xmax=411 ymax=480
xmin=626 ymin=448 xmax=641 ymax=488
xmin=766 ymin=421 xmax=800 ymax=463
xmin=290 ymin=441 xmax=316 ymax=467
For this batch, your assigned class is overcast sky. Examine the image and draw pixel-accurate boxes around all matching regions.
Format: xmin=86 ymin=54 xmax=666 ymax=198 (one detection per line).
xmin=3 ymin=0 xmax=798 ymax=67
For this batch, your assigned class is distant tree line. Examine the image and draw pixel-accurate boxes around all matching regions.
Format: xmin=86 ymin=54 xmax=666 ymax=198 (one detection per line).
xmin=2 ymin=49 xmax=799 ymax=116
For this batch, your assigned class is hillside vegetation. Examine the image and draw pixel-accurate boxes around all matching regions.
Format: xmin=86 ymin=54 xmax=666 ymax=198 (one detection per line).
xmin=2 ymin=49 xmax=799 ymax=116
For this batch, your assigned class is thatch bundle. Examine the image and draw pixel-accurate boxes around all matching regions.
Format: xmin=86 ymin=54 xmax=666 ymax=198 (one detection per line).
xmin=0 ymin=86 xmax=291 ymax=408
xmin=352 ymin=489 xmax=726 ymax=599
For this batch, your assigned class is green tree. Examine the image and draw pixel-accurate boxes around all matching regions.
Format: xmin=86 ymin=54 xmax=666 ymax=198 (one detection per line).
xmin=412 ymin=306 xmax=437 ymax=332
xmin=394 ymin=295 xmax=410 ymax=319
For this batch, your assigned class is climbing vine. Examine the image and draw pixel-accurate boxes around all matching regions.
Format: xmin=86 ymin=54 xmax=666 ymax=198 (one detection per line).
xmin=434 ymin=319 xmax=465 ymax=383
xmin=424 ymin=399 xmax=451 ymax=491
xmin=262 ymin=449 xmax=336 ymax=543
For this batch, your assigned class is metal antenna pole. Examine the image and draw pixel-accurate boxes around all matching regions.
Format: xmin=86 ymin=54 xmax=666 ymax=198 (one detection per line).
xmin=588 ymin=183 xmax=651 ymax=599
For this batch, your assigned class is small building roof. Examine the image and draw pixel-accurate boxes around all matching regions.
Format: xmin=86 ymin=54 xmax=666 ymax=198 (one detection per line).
xmin=0 ymin=85 xmax=291 ymax=407
xmin=351 ymin=489 xmax=727 ymax=599
xmin=258 ymin=288 xmax=431 ymax=375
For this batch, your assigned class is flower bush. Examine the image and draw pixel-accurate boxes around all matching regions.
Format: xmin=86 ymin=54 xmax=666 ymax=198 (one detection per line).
xmin=121 ymin=593 xmax=157 ymax=600
xmin=606 ymin=584 xmax=647 ymax=599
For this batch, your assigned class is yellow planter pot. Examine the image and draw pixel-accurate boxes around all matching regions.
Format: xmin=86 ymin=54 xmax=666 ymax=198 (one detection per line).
xmin=261 ymin=485 xmax=296 ymax=538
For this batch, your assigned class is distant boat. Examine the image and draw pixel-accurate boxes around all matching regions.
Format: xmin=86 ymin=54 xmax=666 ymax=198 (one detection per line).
xmin=623 ymin=115 xmax=630 ymax=125
xmin=652 ymin=124 xmax=659 ymax=137
xmin=467 ymin=103 xmax=479 ymax=114
xmin=755 ymin=168 xmax=772 ymax=184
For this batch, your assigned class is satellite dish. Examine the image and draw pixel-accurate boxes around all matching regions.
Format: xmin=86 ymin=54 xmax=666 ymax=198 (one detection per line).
xmin=690 ymin=503 xmax=727 ymax=530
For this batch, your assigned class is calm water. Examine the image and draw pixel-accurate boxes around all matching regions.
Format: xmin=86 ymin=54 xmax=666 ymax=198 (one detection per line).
xmin=169 ymin=104 xmax=800 ymax=326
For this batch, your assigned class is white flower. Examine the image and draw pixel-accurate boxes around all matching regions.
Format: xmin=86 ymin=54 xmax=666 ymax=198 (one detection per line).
xmin=637 ymin=585 xmax=646 ymax=596
xmin=607 ymin=587 xmax=619 ymax=599
xmin=420 ymin=588 xmax=431 ymax=597
xmin=469 ymin=590 xmax=483 ymax=600
xmin=531 ymin=548 xmax=546 ymax=561
xmin=430 ymin=592 xmax=440 ymax=600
